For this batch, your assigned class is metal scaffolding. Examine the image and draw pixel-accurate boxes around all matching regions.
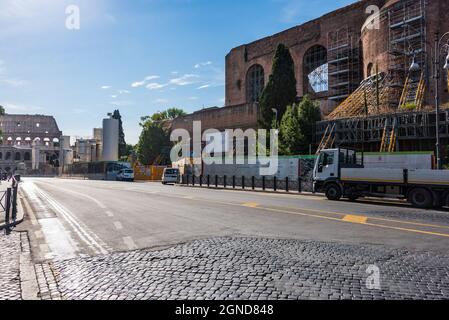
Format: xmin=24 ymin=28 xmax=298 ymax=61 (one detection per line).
xmin=327 ymin=27 xmax=361 ymax=104
xmin=316 ymin=109 xmax=449 ymax=152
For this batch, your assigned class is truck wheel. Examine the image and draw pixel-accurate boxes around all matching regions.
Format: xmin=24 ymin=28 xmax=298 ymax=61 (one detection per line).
xmin=325 ymin=184 xmax=342 ymax=201
xmin=409 ymin=188 xmax=433 ymax=209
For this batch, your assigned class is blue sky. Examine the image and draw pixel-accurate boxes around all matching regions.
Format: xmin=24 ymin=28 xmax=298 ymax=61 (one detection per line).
xmin=0 ymin=0 xmax=354 ymax=144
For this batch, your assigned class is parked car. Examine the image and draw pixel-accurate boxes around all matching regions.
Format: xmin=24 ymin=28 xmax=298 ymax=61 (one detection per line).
xmin=116 ymin=169 xmax=135 ymax=182
xmin=162 ymin=168 xmax=180 ymax=185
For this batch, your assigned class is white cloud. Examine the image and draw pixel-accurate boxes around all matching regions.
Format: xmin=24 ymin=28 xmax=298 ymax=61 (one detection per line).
xmin=154 ymin=98 xmax=168 ymax=104
xmin=169 ymin=74 xmax=199 ymax=86
xmin=188 ymin=97 xmax=199 ymax=100
xmin=145 ymin=75 xmax=159 ymax=81
xmin=146 ymin=82 xmax=168 ymax=90
xmin=131 ymin=75 xmax=159 ymax=88
xmin=111 ymin=95 xmax=118 ymax=99
xmin=101 ymin=86 xmax=111 ymax=89
xmin=197 ymin=84 xmax=211 ymax=90
xmin=194 ymin=61 xmax=212 ymax=69
xmin=118 ymin=90 xmax=130 ymax=94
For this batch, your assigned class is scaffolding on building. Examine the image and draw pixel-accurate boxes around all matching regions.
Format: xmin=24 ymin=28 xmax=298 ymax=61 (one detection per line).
xmin=317 ymin=0 xmax=431 ymax=153
xmin=388 ymin=0 xmax=427 ymax=75
xmin=316 ymin=109 xmax=449 ymax=153
xmin=327 ymin=27 xmax=362 ymax=104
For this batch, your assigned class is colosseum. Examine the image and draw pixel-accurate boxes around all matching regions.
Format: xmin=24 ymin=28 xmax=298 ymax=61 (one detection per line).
xmin=171 ymin=0 xmax=449 ymax=158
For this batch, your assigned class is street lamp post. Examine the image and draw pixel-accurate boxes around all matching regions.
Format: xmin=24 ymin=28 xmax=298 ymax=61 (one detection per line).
xmin=433 ymin=32 xmax=449 ymax=170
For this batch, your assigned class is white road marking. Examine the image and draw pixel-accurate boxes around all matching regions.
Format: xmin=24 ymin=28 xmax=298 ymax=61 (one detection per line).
xmin=32 ymin=180 xmax=108 ymax=209
xmin=25 ymin=182 xmax=111 ymax=256
xmin=113 ymin=221 xmax=123 ymax=230
xmin=38 ymin=218 xmax=78 ymax=260
xmin=123 ymin=236 xmax=138 ymax=250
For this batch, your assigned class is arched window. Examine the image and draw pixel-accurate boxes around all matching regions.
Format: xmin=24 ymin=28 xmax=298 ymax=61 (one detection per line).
xmin=303 ymin=45 xmax=328 ymax=94
xmin=367 ymin=63 xmax=374 ymax=78
xmin=246 ymin=64 xmax=265 ymax=103
xmin=5 ymin=152 xmax=11 ymax=160
xmin=15 ymin=152 xmax=21 ymax=161
xmin=0 ymin=152 xmax=2 ymax=160
xmin=24 ymin=152 xmax=31 ymax=161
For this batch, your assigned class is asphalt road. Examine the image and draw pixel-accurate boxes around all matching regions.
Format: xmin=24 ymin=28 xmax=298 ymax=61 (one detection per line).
xmin=19 ymin=177 xmax=449 ymax=261
xmin=13 ymin=177 xmax=449 ymax=300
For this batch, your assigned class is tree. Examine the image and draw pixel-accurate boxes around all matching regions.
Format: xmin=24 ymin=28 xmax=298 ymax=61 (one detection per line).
xmin=279 ymin=104 xmax=303 ymax=155
xmin=136 ymin=108 xmax=187 ymax=165
xmin=0 ymin=105 xmax=5 ymax=115
xmin=112 ymin=110 xmax=127 ymax=158
xmin=278 ymin=96 xmax=322 ymax=155
xmin=136 ymin=120 xmax=169 ymax=165
xmin=297 ymin=95 xmax=322 ymax=154
xmin=141 ymin=107 xmax=187 ymax=124
xmin=259 ymin=43 xmax=297 ymax=129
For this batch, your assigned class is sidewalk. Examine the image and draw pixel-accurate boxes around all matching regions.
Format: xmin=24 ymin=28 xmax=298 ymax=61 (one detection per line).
xmin=0 ymin=231 xmax=39 ymax=300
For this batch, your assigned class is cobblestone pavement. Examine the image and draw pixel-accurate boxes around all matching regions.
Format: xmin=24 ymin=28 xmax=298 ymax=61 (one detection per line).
xmin=0 ymin=232 xmax=23 ymax=300
xmin=38 ymin=237 xmax=449 ymax=300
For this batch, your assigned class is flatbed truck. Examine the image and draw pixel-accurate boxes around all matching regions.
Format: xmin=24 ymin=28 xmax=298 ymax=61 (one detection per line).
xmin=313 ymin=148 xmax=449 ymax=209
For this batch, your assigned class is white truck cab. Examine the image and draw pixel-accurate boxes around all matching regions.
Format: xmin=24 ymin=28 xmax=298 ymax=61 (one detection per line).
xmin=313 ymin=148 xmax=449 ymax=209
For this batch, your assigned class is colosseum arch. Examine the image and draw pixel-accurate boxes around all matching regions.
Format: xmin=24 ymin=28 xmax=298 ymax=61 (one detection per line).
xmin=303 ymin=45 xmax=328 ymax=94
xmin=24 ymin=152 xmax=31 ymax=161
xmin=246 ymin=64 xmax=265 ymax=103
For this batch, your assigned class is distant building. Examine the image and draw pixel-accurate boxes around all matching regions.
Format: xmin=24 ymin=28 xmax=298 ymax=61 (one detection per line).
xmin=72 ymin=128 xmax=103 ymax=163
xmin=71 ymin=114 xmax=119 ymax=163
xmin=0 ymin=114 xmax=69 ymax=174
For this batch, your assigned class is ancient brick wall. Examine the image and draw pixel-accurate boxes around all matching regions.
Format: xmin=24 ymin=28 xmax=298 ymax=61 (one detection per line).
xmin=225 ymin=0 xmax=386 ymax=115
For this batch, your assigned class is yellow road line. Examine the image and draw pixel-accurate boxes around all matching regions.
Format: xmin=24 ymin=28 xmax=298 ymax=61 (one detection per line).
xmin=342 ymin=215 xmax=368 ymax=224
xmin=36 ymin=180 xmax=449 ymax=238
xmin=242 ymin=202 xmax=259 ymax=208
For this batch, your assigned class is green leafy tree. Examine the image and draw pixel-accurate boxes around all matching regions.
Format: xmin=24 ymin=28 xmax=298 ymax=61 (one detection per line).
xmin=136 ymin=108 xmax=187 ymax=165
xmin=259 ymin=43 xmax=297 ymax=129
xmin=297 ymin=95 xmax=322 ymax=154
xmin=279 ymin=104 xmax=303 ymax=155
xmin=112 ymin=110 xmax=127 ymax=158
xmin=136 ymin=120 xmax=169 ymax=165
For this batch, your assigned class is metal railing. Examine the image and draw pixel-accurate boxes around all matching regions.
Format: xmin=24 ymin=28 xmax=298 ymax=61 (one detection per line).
xmin=1 ymin=175 xmax=20 ymax=234
xmin=180 ymin=174 xmax=306 ymax=194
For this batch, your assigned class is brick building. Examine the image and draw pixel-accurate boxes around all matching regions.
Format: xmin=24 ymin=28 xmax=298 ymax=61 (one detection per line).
xmin=172 ymin=0 xmax=449 ymax=153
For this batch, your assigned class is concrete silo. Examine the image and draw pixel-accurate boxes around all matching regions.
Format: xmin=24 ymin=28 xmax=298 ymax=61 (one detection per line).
xmin=102 ymin=116 xmax=119 ymax=162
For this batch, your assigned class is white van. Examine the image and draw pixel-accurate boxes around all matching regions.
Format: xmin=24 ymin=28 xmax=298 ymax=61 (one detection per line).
xmin=162 ymin=168 xmax=180 ymax=185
